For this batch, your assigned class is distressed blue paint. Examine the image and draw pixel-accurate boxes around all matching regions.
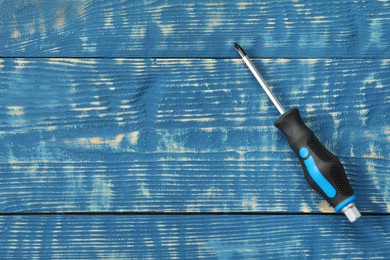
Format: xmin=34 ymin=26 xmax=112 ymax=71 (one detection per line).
xmin=0 ymin=215 xmax=389 ymax=258
xmin=0 ymin=1 xmax=389 ymax=57
xmin=0 ymin=58 xmax=388 ymax=213
xmin=1 ymin=0 xmax=390 ymax=258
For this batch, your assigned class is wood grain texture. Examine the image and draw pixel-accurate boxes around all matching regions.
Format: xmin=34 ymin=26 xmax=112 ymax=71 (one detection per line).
xmin=0 ymin=215 xmax=389 ymax=259
xmin=1 ymin=58 xmax=388 ymax=213
xmin=1 ymin=0 xmax=390 ymax=58
xmin=1 ymin=0 xmax=390 ymax=258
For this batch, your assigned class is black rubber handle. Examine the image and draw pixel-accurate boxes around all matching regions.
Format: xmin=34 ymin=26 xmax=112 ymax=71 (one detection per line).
xmin=274 ymin=108 xmax=354 ymax=209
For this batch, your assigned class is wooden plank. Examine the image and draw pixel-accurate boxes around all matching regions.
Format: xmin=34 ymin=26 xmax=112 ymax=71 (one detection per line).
xmin=0 ymin=58 xmax=389 ymax=213
xmin=1 ymin=0 xmax=390 ymax=58
xmin=0 ymin=215 xmax=389 ymax=258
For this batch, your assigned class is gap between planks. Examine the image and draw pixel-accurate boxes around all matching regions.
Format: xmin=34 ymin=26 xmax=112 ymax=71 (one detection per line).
xmin=0 ymin=56 xmax=388 ymax=60
xmin=0 ymin=212 xmax=388 ymax=216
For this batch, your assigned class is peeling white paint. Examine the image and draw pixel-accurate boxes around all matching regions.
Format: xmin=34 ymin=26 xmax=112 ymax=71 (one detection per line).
xmin=7 ymin=106 xmax=24 ymax=115
xmin=128 ymin=131 xmax=140 ymax=145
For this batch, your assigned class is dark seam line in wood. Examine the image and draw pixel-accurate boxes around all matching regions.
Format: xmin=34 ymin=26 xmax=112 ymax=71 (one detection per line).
xmin=0 ymin=56 xmax=387 ymax=60
xmin=0 ymin=212 xmax=388 ymax=216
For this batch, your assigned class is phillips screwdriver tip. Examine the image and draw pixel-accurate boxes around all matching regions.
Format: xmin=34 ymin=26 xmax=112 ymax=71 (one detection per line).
xmin=235 ymin=43 xmax=246 ymax=58
xmin=234 ymin=43 xmax=286 ymax=114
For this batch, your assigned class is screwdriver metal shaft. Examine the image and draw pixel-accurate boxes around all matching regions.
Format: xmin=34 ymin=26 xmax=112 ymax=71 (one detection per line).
xmin=235 ymin=43 xmax=285 ymax=115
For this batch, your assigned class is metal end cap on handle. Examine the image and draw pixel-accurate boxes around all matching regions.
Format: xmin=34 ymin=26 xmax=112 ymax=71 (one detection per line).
xmin=342 ymin=203 xmax=361 ymax=223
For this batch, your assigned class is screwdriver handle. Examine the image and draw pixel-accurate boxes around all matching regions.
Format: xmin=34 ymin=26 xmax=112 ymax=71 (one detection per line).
xmin=274 ymin=108 xmax=356 ymax=213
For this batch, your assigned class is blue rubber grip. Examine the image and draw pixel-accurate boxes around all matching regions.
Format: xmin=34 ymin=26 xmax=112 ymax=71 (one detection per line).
xmin=299 ymin=147 xmax=336 ymax=198
xmin=334 ymin=195 xmax=356 ymax=212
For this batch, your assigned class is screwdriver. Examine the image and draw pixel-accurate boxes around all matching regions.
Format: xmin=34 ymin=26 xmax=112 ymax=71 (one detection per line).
xmin=235 ymin=43 xmax=361 ymax=222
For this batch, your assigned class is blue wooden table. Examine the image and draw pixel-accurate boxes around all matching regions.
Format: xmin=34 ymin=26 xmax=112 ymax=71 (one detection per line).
xmin=1 ymin=0 xmax=389 ymax=258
